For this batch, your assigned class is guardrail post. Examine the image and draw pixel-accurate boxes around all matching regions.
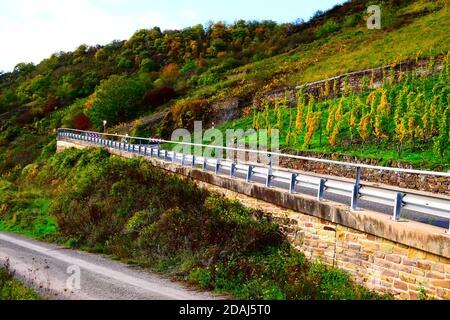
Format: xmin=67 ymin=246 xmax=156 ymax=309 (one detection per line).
xmin=138 ymin=145 xmax=141 ymax=155
xmin=164 ymin=150 xmax=169 ymax=161
xmin=230 ymin=162 xmax=236 ymax=178
xmin=181 ymin=153 xmax=185 ymax=165
xmin=393 ymin=192 xmax=404 ymax=221
xmin=356 ymin=167 xmax=361 ymax=187
xmin=246 ymin=165 xmax=254 ymax=183
xmin=173 ymin=152 xmax=176 ymax=163
xmin=202 ymin=158 xmax=207 ymax=170
xmin=289 ymin=174 xmax=298 ymax=194
xmin=351 ymin=184 xmax=359 ymax=210
xmin=192 ymin=155 xmax=196 ymax=168
xmin=317 ymin=179 xmax=326 ymax=201
xmin=266 ymin=155 xmax=273 ymax=188
xmin=266 ymin=169 xmax=273 ymax=188
xmin=157 ymin=144 xmax=161 ymax=159
xmin=215 ymin=159 xmax=221 ymax=174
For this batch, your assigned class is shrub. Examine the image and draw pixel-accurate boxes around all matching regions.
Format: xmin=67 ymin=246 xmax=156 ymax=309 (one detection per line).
xmin=315 ymin=19 xmax=341 ymax=37
xmin=72 ymin=113 xmax=90 ymax=130
xmin=42 ymin=97 xmax=59 ymax=114
xmin=171 ymin=98 xmax=210 ymax=129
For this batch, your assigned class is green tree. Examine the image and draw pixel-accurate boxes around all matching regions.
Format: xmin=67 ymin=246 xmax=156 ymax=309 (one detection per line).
xmin=87 ymin=75 xmax=149 ymax=129
xmin=433 ymin=108 xmax=449 ymax=159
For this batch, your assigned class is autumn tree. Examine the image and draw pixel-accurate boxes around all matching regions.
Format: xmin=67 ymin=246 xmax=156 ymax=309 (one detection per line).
xmin=433 ymin=107 xmax=449 ymax=158
xmin=295 ymin=93 xmax=305 ymax=136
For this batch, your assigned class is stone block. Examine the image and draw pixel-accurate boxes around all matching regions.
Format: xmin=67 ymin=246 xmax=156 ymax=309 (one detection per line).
xmin=380 ymin=243 xmax=394 ymax=253
xmin=408 ymin=248 xmax=427 ymax=260
xmin=431 ymin=280 xmax=450 ymax=289
xmin=426 ymin=272 xmax=445 ymax=280
xmin=399 ymin=272 xmax=416 ymax=284
xmin=386 ymin=254 xmax=402 ymax=264
xmin=417 ymin=261 xmax=432 ymax=271
xmin=394 ymin=280 xmax=408 ymax=292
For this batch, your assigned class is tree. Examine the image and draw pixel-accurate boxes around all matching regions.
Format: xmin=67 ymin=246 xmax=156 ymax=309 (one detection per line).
xmin=374 ymin=90 xmax=389 ymax=142
xmin=358 ymin=114 xmax=371 ymax=144
xmin=303 ymin=111 xmax=319 ymax=149
xmin=328 ymin=97 xmax=344 ymax=147
xmin=395 ymin=117 xmax=408 ymax=156
xmin=349 ymin=109 xmax=358 ymax=143
xmin=433 ymin=108 xmax=449 ymax=158
xmin=87 ymin=75 xmax=148 ymax=129
xmin=295 ymin=93 xmax=305 ymax=135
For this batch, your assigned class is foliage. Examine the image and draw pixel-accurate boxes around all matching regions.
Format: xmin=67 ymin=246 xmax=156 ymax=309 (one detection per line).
xmin=171 ymin=98 xmax=210 ymax=129
xmin=142 ymin=87 xmax=177 ymax=109
xmin=87 ymin=75 xmax=150 ymax=129
xmin=72 ymin=113 xmax=90 ymax=130
xmin=316 ymin=19 xmax=341 ymax=37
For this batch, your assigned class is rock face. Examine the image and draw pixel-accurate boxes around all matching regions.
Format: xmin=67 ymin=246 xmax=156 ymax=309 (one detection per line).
xmin=209 ymin=97 xmax=243 ymax=127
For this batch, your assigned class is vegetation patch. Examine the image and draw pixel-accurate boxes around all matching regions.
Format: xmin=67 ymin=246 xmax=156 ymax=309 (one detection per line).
xmin=0 ymin=260 xmax=41 ymax=300
xmin=0 ymin=148 xmax=391 ymax=300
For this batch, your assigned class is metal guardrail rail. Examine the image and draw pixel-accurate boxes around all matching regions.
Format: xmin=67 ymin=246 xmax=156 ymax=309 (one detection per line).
xmin=57 ymin=128 xmax=450 ymax=233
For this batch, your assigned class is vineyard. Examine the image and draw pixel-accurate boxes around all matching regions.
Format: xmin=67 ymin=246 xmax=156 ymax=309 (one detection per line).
xmin=221 ymin=53 xmax=450 ymax=170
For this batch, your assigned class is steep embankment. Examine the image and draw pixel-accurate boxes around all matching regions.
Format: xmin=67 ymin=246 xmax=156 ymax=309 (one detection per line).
xmin=0 ymin=147 xmax=389 ymax=300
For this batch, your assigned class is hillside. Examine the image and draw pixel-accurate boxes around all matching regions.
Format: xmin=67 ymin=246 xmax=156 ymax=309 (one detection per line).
xmin=0 ymin=0 xmax=448 ymax=302
xmin=0 ymin=0 xmax=449 ymax=179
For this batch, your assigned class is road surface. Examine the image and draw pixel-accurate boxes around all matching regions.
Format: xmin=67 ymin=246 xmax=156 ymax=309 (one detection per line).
xmin=0 ymin=232 xmax=222 ymax=300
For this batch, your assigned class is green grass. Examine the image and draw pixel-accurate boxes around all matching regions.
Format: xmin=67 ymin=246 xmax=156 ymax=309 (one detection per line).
xmin=0 ymin=261 xmax=42 ymax=300
xmin=0 ymin=185 xmax=57 ymax=239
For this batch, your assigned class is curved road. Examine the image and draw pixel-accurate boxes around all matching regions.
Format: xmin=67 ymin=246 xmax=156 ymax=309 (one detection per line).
xmin=0 ymin=232 xmax=222 ymax=300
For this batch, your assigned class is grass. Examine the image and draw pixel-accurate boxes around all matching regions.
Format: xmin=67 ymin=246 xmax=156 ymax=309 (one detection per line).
xmin=0 ymin=183 xmax=57 ymax=239
xmin=0 ymin=260 xmax=42 ymax=300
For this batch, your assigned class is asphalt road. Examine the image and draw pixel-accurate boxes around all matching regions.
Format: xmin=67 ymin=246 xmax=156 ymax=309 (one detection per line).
xmin=0 ymin=232 xmax=222 ymax=300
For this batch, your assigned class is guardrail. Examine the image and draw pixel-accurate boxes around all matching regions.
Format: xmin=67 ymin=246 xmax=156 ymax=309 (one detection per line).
xmin=57 ymin=128 xmax=450 ymax=233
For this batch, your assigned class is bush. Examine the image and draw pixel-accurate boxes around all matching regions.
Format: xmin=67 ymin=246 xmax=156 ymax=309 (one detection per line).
xmin=72 ymin=113 xmax=90 ymax=130
xmin=171 ymin=98 xmax=210 ymax=129
xmin=315 ymin=19 xmax=341 ymax=37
